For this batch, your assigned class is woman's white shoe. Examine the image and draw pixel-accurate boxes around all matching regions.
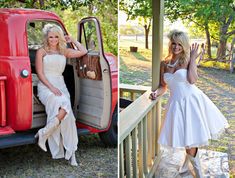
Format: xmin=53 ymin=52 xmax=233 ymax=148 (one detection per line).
xmin=35 ymin=117 xmax=60 ymax=152
xmin=188 ymin=150 xmax=203 ymax=178
xmin=69 ymin=153 xmax=78 ymax=166
xmin=179 ymin=154 xmax=190 ymax=174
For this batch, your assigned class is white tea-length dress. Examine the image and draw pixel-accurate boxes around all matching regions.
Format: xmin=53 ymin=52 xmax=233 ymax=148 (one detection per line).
xmin=37 ymin=53 xmax=78 ymax=159
xmin=158 ymin=69 xmax=229 ymax=148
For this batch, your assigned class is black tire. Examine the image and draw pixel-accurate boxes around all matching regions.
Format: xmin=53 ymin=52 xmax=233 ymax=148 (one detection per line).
xmin=99 ymin=106 xmax=117 ymax=147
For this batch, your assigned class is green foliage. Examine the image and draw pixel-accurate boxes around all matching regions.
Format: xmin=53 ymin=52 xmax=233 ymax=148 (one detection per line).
xmin=119 ymin=0 xmax=152 ymax=28
xmin=185 ymin=22 xmax=205 ymax=38
xmin=0 ymin=0 xmax=25 ymax=8
xmin=119 ymin=0 xmax=152 ymax=20
xmin=0 ymin=0 xmax=64 ymax=9
xmin=165 ymin=0 xmax=235 ymax=58
xmin=119 ymin=0 xmax=152 ymax=49
xmin=200 ymin=61 xmax=230 ymax=70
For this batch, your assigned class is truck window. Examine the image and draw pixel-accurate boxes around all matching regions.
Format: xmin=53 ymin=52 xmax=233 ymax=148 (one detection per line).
xmin=27 ymin=21 xmax=66 ymax=48
xmin=27 ymin=22 xmax=44 ymax=49
xmin=80 ymin=21 xmax=99 ymax=53
xmin=27 ymin=21 xmax=66 ymax=72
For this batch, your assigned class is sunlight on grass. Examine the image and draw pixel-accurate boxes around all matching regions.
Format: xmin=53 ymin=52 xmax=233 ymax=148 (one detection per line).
xmin=120 ymin=48 xmax=151 ymax=70
xmin=200 ymin=61 xmax=230 ymax=70
xmin=120 ymin=48 xmax=152 ymax=85
xmin=120 ymin=61 xmax=151 ymax=85
xmin=119 ymin=38 xmax=169 ymax=57
xmin=119 ymin=38 xmax=149 ymax=49
xmin=131 ymin=51 xmax=151 ymax=62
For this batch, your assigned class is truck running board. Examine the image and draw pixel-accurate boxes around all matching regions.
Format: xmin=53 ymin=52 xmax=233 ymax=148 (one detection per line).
xmin=0 ymin=128 xmax=90 ymax=149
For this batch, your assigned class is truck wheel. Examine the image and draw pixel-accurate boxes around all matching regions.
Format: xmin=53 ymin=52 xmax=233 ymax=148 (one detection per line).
xmin=99 ymin=106 xmax=117 ymax=147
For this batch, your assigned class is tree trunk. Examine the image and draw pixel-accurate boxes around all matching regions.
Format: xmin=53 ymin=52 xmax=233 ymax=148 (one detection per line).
xmin=216 ymin=16 xmax=232 ymax=59
xmin=205 ymin=24 xmax=211 ymax=58
xmin=144 ymin=25 xmax=149 ymax=49
xmin=217 ymin=38 xmax=227 ymax=59
xmin=39 ymin=0 xmax=44 ymax=8
xmin=230 ymin=38 xmax=235 ymax=73
xmin=144 ymin=19 xmax=151 ymax=49
xmin=89 ymin=4 xmax=93 ymax=15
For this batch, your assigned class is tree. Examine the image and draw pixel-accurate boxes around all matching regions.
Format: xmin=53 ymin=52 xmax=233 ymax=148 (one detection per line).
xmin=0 ymin=0 xmax=65 ymax=9
xmin=165 ymin=0 xmax=235 ymax=59
xmin=119 ymin=0 xmax=152 ymax=49
xmin=165 ymin=0 xmax=213 ymax=58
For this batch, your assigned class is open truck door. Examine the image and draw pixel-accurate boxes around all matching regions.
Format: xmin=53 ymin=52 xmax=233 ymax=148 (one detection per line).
xmin=75 ymin=17 xmax=113 ymax=133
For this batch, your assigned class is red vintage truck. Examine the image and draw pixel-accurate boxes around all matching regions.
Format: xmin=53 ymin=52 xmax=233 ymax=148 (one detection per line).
xmin=0 ymin=8 xmax=118 ymax=148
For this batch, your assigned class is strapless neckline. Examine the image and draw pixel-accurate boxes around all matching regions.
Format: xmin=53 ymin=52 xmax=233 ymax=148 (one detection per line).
xmin=164 ymin=68 xmax=187 ymax=75
xmin=44 ymin=53 xmax=62 ymax=57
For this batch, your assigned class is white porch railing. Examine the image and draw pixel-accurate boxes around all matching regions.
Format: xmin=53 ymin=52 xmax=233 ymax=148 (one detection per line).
xmin=119 ymin=84 xmax=162 ymax=178
xmin=120 ymin=84 xmax=150 ymax=101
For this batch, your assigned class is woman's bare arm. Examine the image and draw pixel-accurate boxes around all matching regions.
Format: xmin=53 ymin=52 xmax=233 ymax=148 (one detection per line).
xmin=187 ymin=43 xmax=199 ymax=84
xmin=150 ymin=61 xmax=167 ymax=100
xmin=64 ymin=36 xmax=87 ymax=58
xmin=35 ymin=48 xmax=62 ymax=96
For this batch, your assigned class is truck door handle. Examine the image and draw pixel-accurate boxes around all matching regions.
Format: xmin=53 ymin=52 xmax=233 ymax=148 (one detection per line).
xmin=103 ymin=69 xmax=108 ymax=73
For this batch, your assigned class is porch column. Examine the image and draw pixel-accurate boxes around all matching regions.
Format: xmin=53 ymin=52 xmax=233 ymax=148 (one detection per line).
xmin=152 ymin=0 xmax=164 ymax=153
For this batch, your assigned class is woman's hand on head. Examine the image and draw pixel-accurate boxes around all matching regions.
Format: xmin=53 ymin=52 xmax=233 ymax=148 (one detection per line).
xmin=190 ymin=43 xmax=200 ymax=62
xmin=50 ymin=86 xmax=62 ymax=96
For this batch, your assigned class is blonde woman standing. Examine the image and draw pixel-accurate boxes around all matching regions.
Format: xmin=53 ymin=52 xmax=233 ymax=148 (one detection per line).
xmin=35 ymin=24 xmax=87 ymax=166
xmin=150 ymin=30 xmax=229 ymax=177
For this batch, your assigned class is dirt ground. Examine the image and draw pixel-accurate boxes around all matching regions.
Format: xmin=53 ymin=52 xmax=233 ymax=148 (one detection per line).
xmin=196 ymin=67 xmax=235 ymax=175
xmin=0 ymin=134 xmax=117 ymax=178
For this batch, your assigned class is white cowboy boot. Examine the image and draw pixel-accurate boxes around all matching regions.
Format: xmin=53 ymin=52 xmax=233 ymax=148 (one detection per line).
xmin=179 ymin=154 xmax=190 ymax=174
xmin=188 ymin=149 xmax=203 ymax=178
xmin=35 ymin=117 xmax=60 ymax=152
xmin=69 ymin=152 xmax=78 ymax=166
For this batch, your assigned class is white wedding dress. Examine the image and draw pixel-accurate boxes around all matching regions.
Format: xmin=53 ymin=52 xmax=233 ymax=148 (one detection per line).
xmin=158 ymin=69 xmax=229 ymax=148
xmin=37 ymin=53 xmax=78 ymax=159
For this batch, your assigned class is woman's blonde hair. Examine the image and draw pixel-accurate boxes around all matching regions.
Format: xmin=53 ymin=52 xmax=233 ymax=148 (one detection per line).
xmin=42 ymin=24 xmax=66 ymax=54
xmin=165 ymin=30 xmax=190 ymax=64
